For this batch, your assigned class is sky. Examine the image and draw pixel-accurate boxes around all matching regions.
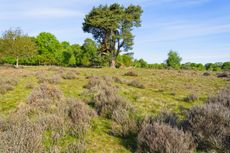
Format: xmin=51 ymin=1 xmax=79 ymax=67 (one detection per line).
xmin=0 ymin=0 xmax=230 ymax=64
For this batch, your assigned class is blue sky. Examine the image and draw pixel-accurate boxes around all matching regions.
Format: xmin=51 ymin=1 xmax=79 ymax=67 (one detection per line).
xmin=0 ymin=0 xmax=230 ymax=64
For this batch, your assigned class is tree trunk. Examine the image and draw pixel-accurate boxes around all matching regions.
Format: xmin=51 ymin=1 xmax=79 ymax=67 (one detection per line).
xmin=110 ymin=59 xmax=116 ymax=68
xmin=16 ymin=57 xmax=19 ymax=68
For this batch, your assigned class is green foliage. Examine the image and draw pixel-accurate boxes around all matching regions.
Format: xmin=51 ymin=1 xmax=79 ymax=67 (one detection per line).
xmin=133 ymin=59 xmax=148 ymax=68
xmin=83 ymin=3 xmax=143 ymax=67
xmin=35 ymin=32 xmax=61 ymax=65
xmin=222 ymin=62 xmax=230 ymax=70
xmin=116 ymin=54 xmax=133 ymax=67
xmin=166 ymin=50 xmax=182 ymax=69
xmin=148 ymin=63 xmax=166 ymax=69
xmin=68 ymin=55 xmax=76 ymax=66
xmin=181 ymin=62 xmax=205 ymax=71
xmin=205 ymin=63 xmax=222 ymax=71
xmin=0 ymin=28 xmax=37 ymax=67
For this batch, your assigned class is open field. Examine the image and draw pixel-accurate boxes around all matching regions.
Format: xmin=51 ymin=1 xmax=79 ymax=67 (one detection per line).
xmin=0 ymin=66 xmax=229 ymax=152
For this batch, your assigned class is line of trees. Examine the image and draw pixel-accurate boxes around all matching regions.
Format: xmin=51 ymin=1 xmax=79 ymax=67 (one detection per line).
xmin=0 ymin=29 xmax=229 ymax=71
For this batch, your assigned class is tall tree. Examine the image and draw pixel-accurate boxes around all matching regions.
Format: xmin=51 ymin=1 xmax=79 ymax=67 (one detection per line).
xmin=35 ymin=32 xmax=60 ymax=65
xmin=82 ymin=3 xmax=143 ymax=68
xmin=166 ymin=50 xmax=182 ymax=69
xmin=0 ymin=28 xmax=37 ymax=68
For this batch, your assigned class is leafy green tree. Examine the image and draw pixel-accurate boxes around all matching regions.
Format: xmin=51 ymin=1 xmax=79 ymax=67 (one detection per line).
xmin=181 ymin=62 xmax=205 ymax=71
xmin=166 ymin=50 xmax=182 ymax=69
xmin=116 ymin=54 xmax=133 ymax=67
xmin=133 ymin=58 xmax=148 ymax=68
xmin=71 ymin=44 xmax=82 ymax=65
xmin=35 ymin=32 xmax=60 ymax=65
xmin=81 ymin=38 xmax=98 ymax=66
xmin=222 ymin=62 xmax=230 ymax=70
xmin=83 ymin=3 xmax=143 ymax=68
xmin=0 ymin=28 xmax=37 ymax=68
xmin=68 ymin=55 xmax=76 ymax=66
xmin=205 ymin=63 xmax=222 ymax=71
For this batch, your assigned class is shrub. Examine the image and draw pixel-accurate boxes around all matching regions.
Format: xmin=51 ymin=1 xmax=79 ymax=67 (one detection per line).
xmin=111 ymin=106 xmax=138 ymax=137
xmin=124 ymin=71 xmax=138 ymax=76
xmin=85 ymin=76 xmax=133 ymax=118
xmin=217 ymin=72 xmax=230 ymax=78
xmin=136 ymin=122 xmax=195 ymax=153
xmin=112 ymin=76 xmax=124 ymax=84
xmin=0 ymin=120 xmax=44 ymax=153
xmin=128 ymin=80 xmax=145 ymax=89
xmin=61 ymin=70 xmax=78 ymax=80
xmin=0 ymin=77 xmax=17 ymax=94
xmin=64 ymin=141 xmax=86 ymax=153
xmin=37 ymin=74 xmax=61 ymax=84
xmin=28 ymin=84 xmax=63 ymax=104
xmin=184 ymin=94 xmax=198 ymax=102
xmin=67 ymin=99 xmax=95 ymax=125
xmin=184 ymin=103 xmax=230 ymax=152
xmin=206 ymin=87 xmax=230 ymax=109
xmin=203 ymin=72 xmax=211 ymax=76
xmin=140 ymin=111 xmax=178 ymax=130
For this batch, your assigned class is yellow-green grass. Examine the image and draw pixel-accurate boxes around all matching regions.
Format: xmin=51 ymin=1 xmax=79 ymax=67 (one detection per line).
xmin=0 ymin=66 xmax=229 ymax=152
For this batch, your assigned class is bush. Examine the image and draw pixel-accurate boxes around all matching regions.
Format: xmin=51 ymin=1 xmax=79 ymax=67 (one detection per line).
xmin=28 ymin=84 xmax=63 ymax=104
xmin=0 ymin=77 xmax=17 ymax=94
xmin=217 ymin=72 xmax=230 ymax=78
xmin=184 ymin=103 xmax=230 ymax=152
xmin=37 ymin=74 xmax=61 ymax=84
xmin=111 ymin=106 xmax=138 ymax=137
xmin=67 ymin=99 xmax=95 ymax=125
xmin=0 ymin=120 xmax=44 ymax=153
xmin=203 ymin=72 xmax=211 ymax=76
xmin=124 ymin=71 xmax=138 ymax=76
xmin=67 ymin=99 xmax=95 ymax=137
xmin=85 ymin=76 xmax=133 ymax=118
xmin=61 ymin=70 xmax=78 ymax=80
xmin=140 ymin=111 xmax=179 ymax=131
xmin=184 ymin=94 xmax=198 ymax=102
xmin=206 ymin=87 xmax=230 ymax=109
xmin=128 ymin=80 xmax=145 ymax=89
xmin=136 ymin=122 xmax=195 ymax=153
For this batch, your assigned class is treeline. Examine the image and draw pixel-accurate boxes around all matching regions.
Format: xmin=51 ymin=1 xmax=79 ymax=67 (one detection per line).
xmin=0 ymin=28 xmax=229 ymax=70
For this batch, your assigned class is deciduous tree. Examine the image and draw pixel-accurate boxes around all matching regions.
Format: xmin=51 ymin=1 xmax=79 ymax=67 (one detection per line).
xmin=0 ymin=28 xmax=37 ymax=68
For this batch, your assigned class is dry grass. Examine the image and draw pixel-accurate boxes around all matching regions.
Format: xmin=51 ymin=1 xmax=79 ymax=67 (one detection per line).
xmin=0 ymin=66 xmax=229 ymax=153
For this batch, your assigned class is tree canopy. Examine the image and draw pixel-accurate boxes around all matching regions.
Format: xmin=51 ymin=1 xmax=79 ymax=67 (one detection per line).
xmin=0 ymin=28 xmax=37 ymax=68
xmin=82 ymin=3 xmax=143 ymax=68
xmin=166 ymin=50 xmax=182 ymax=69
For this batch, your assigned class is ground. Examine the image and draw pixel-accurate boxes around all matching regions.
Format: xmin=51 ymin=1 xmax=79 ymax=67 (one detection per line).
xmin=0 ymin=66 xmax=228 ymax=152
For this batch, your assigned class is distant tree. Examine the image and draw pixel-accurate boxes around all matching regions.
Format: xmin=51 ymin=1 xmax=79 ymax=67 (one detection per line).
xmin=166 ymin=50 xmax=182 ymax=69
xmin=35 ymin=32 xmax=60 ymax=65
xmin=68 ymin=55 xmax=76 ymax=66
xmin=82 ymin=38 xmax=98 ymax=65
xmin=222 ymin=62 xmax=230 ymax=70
xmin=0 ymin=28 xmax=37 ymax=68
xmin=181 ymin=62 xmax=205 ymax=71
xmin=83 ymin=3 xmax=143 ymax=68
xmin=205 ymin=63 xmax=222 ymax=71
xmin=71 ymin=44 xmax=82 ymax=66
xmin=134 ymin=58 xmax=148 ymax=68
xmin=116 ymin=54 xmax=133 ymax=67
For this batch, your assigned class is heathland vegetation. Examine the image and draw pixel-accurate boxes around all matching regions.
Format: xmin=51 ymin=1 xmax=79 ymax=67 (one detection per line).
xmin=0 ymin=3 xmax=230 ymax=153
